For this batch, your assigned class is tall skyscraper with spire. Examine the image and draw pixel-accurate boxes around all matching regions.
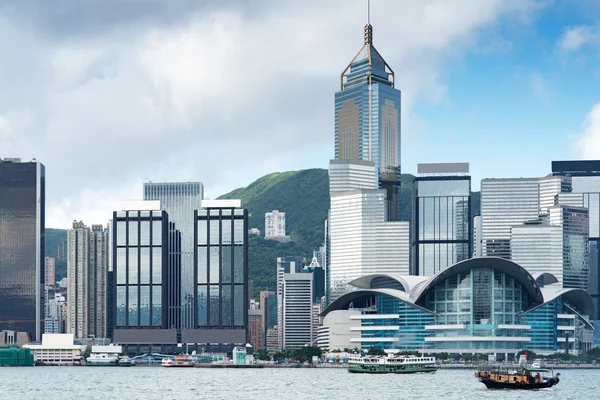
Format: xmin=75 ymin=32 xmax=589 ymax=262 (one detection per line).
xmin=335 ymin=22 xmax=401 ymax=221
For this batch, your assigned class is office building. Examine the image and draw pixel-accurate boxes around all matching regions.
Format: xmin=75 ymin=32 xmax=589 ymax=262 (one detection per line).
xmin=183 ymin=199 xmax=248 ymax=353
xmin=328 ymin=160 xmax=409 ymax=302
xmin=552 ymin=160 xmax=600 ymax=321
xmin=335 ymin=22 xmax=401 ymax=221
xmin=265 ymin=210 xmax=287 ymax=239
xmin=259 ymin=290 xmax=277 ymax=347
xmin=411 ymin=163 xmax=472 ymax=276
xmin=303 ymin=254 xmax=325 ymax=302
xmin=144 ymin=182 xmax=203 ymax=329
xmin=266 ymin=327 xmax=279 ymax=353
xmin=319 ymin=258 xmax=594 ymax=357
xmin=0 ymin=158 xmax=45 ymax=342
xmin=276 ymin=256 xmax=305 ymax=348
xmin=66 ymin=222 xmax=109 ymax=339
xmin=45 ymin=257 xmax=56 ymax=287
xmin=282 ymin=273 xmax=313 ymax=350
xmin=480 ymin=178 xmax=540 ymax=259
xmin=247 ymin=309 xmax=264 ymax=350
xmin=111 ymin=201 xmax=181 ymax=354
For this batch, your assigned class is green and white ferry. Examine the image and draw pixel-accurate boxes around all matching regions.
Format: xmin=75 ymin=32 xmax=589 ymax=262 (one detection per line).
xmin=347 ymin=355 xmax=437 ymax=374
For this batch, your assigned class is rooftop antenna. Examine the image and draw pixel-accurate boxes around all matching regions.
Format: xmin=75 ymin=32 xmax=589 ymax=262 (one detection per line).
xmin=365 ymin=0 xmax=373 ymax=45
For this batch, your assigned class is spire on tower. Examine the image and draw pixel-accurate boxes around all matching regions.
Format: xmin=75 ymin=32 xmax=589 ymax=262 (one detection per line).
xmin=364 ymin=0 xmax=372 ymax=45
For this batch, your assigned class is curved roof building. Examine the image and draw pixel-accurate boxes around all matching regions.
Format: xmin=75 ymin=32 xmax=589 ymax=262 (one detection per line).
xmin=319 ymin=257 xmax=594 ymax=359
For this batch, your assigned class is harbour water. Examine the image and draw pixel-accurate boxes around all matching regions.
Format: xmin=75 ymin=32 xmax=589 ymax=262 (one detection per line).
xmin=0 ymin=367 xmax=594 ymax=399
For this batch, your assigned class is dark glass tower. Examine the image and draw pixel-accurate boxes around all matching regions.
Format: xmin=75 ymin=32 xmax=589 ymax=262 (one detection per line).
xmin=411 ymin=164 xmax=472 ymax=276
xmin=111 ymin=206 xmax=181 ymax=353
xmin=185 ymin=201 xmax=248 ymax=353
xmin=335 ymin=24 xmax=401 ymax=221
xmin=0 ymin=158 xmax=45 ymax=341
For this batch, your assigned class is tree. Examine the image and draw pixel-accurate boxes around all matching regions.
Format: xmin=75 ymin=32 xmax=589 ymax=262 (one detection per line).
xmin=83 ymin=345 xmax=92 ymax=360
xmin=273 ymin=352 xmax=286 ymax=363
xmin=255 ymin=350 xmax=270 ymax=361
xmin=367 ymin=346 xmax=386 ymax=356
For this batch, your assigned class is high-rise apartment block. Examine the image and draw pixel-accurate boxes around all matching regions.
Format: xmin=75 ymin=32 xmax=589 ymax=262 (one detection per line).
xmin=411 ymin=163 xmax=472 ymax=276
xmin=265 ymin=210 xmax=287 ymax=239
xmin=111 ymin=201 xmax=181 ymax=352
xmin=45 ymin=257 xmax=56 ymax=287
xmin=67 ymin=221 xmax=109 ymax=339
xmin=335 ymin=23 xmax=401 ymax=221
xmin=0 ymin=158 xmax=45 ymax=342
xmin=184 ymin=199 xmax=248 ymax=353
xmin=282 ymin=273 xmax=313 ymax=350
xmin=328 ymin=160 xmax=409 ymax=302
xmin=144 ymin=182 xmax=203 ymax=329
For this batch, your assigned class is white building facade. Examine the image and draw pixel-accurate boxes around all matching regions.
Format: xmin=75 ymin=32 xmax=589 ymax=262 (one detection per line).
xmin=265 ymin=210 xmax=286 ymax=238
xmin=328 ymin=160 xmax=409 ymax=302
xmin=282 ymin=273 xmax=313 ymax=350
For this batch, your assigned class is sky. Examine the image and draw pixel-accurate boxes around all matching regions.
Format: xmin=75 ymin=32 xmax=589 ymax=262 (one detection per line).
xmin=1 ymin=0 xmax=600 ymax=229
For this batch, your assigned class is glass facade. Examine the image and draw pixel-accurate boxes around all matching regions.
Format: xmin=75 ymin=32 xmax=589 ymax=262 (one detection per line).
xmin=112 ymin=210 xmax=179 ymax=330
xmin=324 ymin=258 xmax=595 ymax=355
xmin=412 ymin=177 xmax=471 ymax=276
xmin=144 ymin=182 xmax=203 ymax=329
xmin=194 ymin=207 xmax=247 ymax=330
xmin=335 ymin=26 xmax=401 ymax=221
xmin=0 ymin=160 xmax=45 ymax=341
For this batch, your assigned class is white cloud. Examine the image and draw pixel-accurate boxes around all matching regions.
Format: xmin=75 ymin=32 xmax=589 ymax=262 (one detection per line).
xmin=0 ymin=0 xmax=546 ymax=228
xmin=557 ymin=25 xmax=600 ymax=53
xmin=574 ymin=103 xmax=600 ymax=159
xmin=530 ymin=72 xmax=550 ymax=100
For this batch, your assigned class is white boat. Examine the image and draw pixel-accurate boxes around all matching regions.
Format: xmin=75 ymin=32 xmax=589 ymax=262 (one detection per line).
xmin=118 ymin=356 xmax=135 ymax=367
xmin=347 ymin=355 xmax=437 ymax=374
xmin=86 ymin=352 xmax=119 ymax=366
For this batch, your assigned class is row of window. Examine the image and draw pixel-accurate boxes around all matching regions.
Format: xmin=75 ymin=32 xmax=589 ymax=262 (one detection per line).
xmin=197 ymin=284 xmax=244 ymax=328
xmin=116 ymin=286 xmax=162 ymax=327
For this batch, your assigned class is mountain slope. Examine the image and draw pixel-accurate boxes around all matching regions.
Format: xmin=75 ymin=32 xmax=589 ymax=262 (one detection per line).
xmin=218 ymin=169 xmax=329 ymax=250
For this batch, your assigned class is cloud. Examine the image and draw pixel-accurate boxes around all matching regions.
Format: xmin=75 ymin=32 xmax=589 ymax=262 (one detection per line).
xmin=574 ymin=103 xmax=600 ymax=159
xmin=557 ymin=25 xmax=600 ymax=53
xmin=0 ymin=0 xmax=546 ymax=228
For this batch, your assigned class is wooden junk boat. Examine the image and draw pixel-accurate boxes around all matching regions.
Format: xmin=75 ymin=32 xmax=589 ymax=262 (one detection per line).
xmin=475 ymin=366 xmax=560 ymax=390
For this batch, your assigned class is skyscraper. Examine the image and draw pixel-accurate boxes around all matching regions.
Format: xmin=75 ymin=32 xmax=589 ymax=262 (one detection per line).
xmin=328 ymin=160 xmax=409 ymax=302
xmin=143 ymin=182 xmax=203 ymax=329
xmin=67 ymin=222 xmax=109 ymax=339
xmin=335 ymin=23 xmax=401 ymax=221
xmin=186 ymin=199 xmax=248 ymax=353
xmin=0 ymin=158 xmax=45 ymax=342
xmin=282 ymin=273 xmax=313 ymax=350
xmin=111 ymin=201 xmax=181 ymax=353
xmin=552 ymin=160 xmax=600 ymax=318
xmin=411 ymin=163 xmax=472 ymax=276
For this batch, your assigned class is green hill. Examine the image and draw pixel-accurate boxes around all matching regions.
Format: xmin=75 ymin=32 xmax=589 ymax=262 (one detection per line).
xmin=45 ymin=228 xmax=68 ymax=282
xmin=217 ymin=169 xmax=330 ymax=250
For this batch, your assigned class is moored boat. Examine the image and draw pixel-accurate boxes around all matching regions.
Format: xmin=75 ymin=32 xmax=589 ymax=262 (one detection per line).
xmin=86 ymin=352 xmax=119 ymax=366
xmin=347 ymin=355 xmax=436 ymax=374
xmin=161 ymin=355 xmax=195 ymax=367
xmin=118 ymin=356 xmax=135 ymax=367
xmin=475 ymin=367 xmax=559 ymax=390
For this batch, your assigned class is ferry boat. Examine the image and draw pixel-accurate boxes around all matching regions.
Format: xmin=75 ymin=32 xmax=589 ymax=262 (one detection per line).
xmin=475 ymin=366 xmax=560 ymax=390
xmin=118 ymin=356 xmax=135 ymax=367
xmin=161 ymin=355 xmax=196 ymax=367
xmin=347 ymin=355 xmax=437 ymax=374
xmin=86 ymin=352 xmax=119 ymax=366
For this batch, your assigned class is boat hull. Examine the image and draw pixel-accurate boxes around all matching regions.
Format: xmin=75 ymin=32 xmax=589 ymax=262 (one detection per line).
xmin=481 ymin=378 xmax=559 ymax=390
xmin=348 ymin=365 xmax=436 ymax=374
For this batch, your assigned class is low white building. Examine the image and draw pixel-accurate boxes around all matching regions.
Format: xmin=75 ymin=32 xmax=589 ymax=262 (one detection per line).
xmin=24 ymin=334 xmax=84 ymax=365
